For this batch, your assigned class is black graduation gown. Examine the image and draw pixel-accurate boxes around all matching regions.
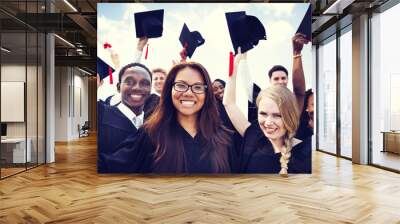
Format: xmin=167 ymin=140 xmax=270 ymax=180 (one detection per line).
xmin=248 ymin=83 xmax=261 ymax=123
xmin=98 ymin=124 xmax=241 ymax=174
xmin=216 ymin=99 xmax=234 ymax=130
xmin=295 ymin=111 xmax=313 ymax=141
xmin=97 ymin=100 xmax=150 ymax=172
xmin=240 ymin=122 xmax=312 ymax=174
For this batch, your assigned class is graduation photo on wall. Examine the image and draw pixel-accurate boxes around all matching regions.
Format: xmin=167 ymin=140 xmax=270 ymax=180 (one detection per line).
xmin=96 ymin=3 xmax=314 ymax=175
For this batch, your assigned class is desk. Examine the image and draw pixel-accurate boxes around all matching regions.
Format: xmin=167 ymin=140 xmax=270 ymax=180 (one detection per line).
xmin=382 ymin=131 xmax=400 ymax=154
xmin=1 ymin=138 xmax=31 ymax=163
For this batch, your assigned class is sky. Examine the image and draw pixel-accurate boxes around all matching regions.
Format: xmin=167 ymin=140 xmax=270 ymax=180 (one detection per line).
xmin=97 ymin=3 xmax=312 ymax=99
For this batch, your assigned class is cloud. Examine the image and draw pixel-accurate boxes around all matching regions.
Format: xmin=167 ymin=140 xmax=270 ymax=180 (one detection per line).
xmin=123 ymin=3 xmax=148 ymax=20
xmin=265 ymin=4 xmax=295 ymax=17
xmin=266 ymin=20 xmax=293 ymax=46
xmin=97 ymin=14 xmax=136 ymax=67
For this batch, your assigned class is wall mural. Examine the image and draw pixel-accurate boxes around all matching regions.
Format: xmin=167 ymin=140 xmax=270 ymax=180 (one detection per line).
xmin=96 ymin=3 xmax=313 ymax=175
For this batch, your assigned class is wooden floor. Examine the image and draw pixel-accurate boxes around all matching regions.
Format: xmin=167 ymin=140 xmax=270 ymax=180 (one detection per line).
xmin=0 ymin=167 xmax=26 ymax=178
xmin=1 ymin=135 xmax=400 ymax=223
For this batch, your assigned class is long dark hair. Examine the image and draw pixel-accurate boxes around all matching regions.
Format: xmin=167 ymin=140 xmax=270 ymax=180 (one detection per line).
xmin=144 ymin=62 xmax=232 ymax=173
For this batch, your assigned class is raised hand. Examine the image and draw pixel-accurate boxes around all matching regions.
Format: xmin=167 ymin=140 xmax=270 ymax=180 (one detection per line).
xmin=137 ymin=37 xmax=148 ymax=51
xmin=179 ymin=47 xmax=187 ymax=62
xmin=292 ymin=33 xmax=309 ymax=55
xmin=234 ymin=47 xmax=247 ymax=67
xmin=110 ymin=50 xmax=120 ymax=70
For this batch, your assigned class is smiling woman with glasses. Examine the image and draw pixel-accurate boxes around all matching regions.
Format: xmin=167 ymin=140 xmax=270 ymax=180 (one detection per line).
xmin=101 ymin=62 xmax=240 ymax=173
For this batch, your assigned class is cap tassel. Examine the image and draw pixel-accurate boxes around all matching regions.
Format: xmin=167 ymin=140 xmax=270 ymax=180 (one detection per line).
xmin=103 ymin=42 xmax=112 ymax=49
xmin=104 ymin=42 xmax=114 ymax=84
xmin=145 ymin=44 xmax=149 ymax=60
xmin=108 ymin=67 xmax=113 ymax=84
xmin=229 ymin=51 xmax=234 ymax=77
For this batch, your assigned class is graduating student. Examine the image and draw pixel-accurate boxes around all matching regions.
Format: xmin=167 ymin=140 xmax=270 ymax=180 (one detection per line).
xmin=102 ymin=9 xmax=164 ymax=111
xmin=223 ymin=49 xmax=311 ymax=176
xmin=152 ymin=68 xmax=167 ymax=95
xmin=212 ymin=79 xmax=226 ymax=101
xmin=100 ymin=62 xmax=240 ymax=173
xmin=212 ymin=79 xmax=235 ymax=130
xmin=305 ymin=89 xmax=314 ymax=130
xmin=97 ymin=62 xmax=153 ymax=172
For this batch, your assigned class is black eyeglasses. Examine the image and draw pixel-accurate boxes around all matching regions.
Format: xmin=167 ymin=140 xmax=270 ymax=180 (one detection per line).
xmin=173 ymin=82 xmax=207 ymax=94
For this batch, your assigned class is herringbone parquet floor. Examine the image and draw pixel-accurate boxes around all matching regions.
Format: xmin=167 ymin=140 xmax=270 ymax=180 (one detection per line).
xmin=1 ymin=134 xmax=400 ymax=223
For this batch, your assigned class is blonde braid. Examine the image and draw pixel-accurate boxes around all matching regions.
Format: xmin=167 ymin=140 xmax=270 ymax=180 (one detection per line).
xmin=279 ymin=135 xmax=294 ymax=177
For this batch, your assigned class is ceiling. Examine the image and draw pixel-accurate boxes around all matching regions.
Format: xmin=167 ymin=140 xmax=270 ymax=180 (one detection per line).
xmin=0 ymin=0 xmax=99 ymax=70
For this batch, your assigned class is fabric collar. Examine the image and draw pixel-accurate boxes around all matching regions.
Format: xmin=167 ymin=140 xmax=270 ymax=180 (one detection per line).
xmin=117 ymin=102 xmax=144 ymax=129
xmin=292 ymin=138 xmax=303 ymax=147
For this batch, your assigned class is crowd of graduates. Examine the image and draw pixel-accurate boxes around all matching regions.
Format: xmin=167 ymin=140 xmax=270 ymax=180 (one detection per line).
xmin=97 ymin=7 xmax=314 ymax=176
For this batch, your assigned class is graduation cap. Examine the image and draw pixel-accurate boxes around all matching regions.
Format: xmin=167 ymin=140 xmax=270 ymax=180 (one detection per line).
xmin=295 ymin=5 xmax=312 ymax=41
xmin=97 ymin=57 xmax=115 ymax=84
xmin=225 ymin=11 xmax=266 ymax=55
xmin=134 ymin=9 xmax=164 ymax=38
xmin=179 ymin=23 xmax=205 ymax=58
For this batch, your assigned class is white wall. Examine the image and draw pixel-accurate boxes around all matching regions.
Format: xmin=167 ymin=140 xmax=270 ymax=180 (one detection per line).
xmin=1 ymin=65 xmax=33 ymax=138
xmin=1 ymin=63 xmax=46 ymax=164
xmin=72 ymin=72 xmax=89 ymax=138
xmin=55 ymin=66 xmax=68 ymax=141
xmin=54 ymin=66 xmax=89 ymax=141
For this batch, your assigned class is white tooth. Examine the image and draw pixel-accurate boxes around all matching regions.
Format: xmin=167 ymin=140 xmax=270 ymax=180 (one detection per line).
xmin=181 ymin=100 xmax=195 ymax=106
xmin=131 ymin=94 xmax=142 ymax=100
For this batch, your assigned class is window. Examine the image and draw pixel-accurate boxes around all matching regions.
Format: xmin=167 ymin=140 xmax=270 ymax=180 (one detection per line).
xmin=370 ymin=2 xmax=400 ymax=171
xmin=317 ymin=36 xmax=337 ymax=154
xmin=339 ymin=28 xmax=352 ymax=158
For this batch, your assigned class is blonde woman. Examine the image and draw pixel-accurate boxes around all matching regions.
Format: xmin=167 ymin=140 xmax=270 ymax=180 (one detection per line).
xmin=223 ymin=49 xmax=311 ymax=176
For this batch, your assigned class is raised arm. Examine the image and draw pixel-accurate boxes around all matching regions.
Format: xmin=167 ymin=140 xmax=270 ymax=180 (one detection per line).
xmin=223 ymin=48 xmax=251 ymax=137
xmin=110 ymin=50 xmax=121 ymax=70
xmin=292 ymin=33 xmax=309 ymax=112
xmin=133 ymin=37 xmax=148 ymax=63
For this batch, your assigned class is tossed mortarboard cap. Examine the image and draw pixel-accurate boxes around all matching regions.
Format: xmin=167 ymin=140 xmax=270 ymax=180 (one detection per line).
xmin=226 ymin=11 xmax=266 ymax=55
xmin=97 ymin=57 xmax=115 ymax=81
xmin=134 ymin=9 xmax=164 ymax=38
xmin=296 ymin=5 xmax=312 ymax=41
xmin=179 ymin=23 xmax=205 ymax=58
